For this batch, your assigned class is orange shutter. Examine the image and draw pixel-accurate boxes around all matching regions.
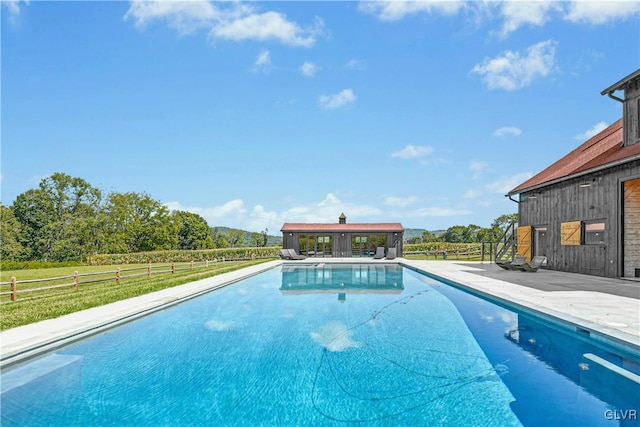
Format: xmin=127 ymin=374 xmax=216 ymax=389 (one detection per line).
xmin=517 ymin=226 xmax=532 ymax=262
xmin=561 ymin=221 xmax=582 ymax=246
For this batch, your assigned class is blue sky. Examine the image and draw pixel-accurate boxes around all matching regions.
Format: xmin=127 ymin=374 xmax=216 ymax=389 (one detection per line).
xmin=2 ymin=1 xmax=639 ymax=233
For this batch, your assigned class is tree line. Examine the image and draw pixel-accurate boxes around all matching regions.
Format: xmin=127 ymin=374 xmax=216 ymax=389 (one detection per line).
xmin=1 ymin=172 xmax=517 ymax=263
xmin=0 ymin=173 xmax=269 ymax=262
xmin=406 ymin=213 xmax=518 ymax=244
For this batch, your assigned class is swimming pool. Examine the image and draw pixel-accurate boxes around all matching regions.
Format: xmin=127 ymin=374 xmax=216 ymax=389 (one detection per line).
xmin=2 ymin=264 xmax=639 ymax=426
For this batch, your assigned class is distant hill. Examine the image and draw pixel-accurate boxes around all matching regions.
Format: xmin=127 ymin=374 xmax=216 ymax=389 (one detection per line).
xmin=211 ymin=226 xmax=283 ymax=247
xmin=404 ymin=228 xmax=445 ymax=241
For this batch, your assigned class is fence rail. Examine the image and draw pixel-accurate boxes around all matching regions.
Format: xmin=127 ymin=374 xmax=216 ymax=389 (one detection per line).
xmin=404 ymin=242 xmax=497 ymax=262
xmin=0 ymin=256 xmax=268 ymax=303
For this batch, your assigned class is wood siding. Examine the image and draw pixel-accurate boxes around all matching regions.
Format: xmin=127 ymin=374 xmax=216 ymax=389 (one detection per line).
xmin=282 ymin=231 xmax=403 ymax=258
xmin=518 ymin=159 xmax=640 ymax=277
xmin=624 ymin=178 xmax=640 ymax=277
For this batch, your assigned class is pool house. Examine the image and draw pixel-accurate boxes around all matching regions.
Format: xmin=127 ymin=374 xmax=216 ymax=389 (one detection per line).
xmin=281 ymin=213 xmax=404 ymax=258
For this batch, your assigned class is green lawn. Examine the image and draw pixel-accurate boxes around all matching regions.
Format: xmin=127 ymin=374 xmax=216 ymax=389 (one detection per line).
xmin=0 ymin=259 xmax=273 ymax=330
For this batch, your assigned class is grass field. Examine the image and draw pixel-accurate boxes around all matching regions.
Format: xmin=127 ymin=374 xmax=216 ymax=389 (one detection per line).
xmin=0 ymin=259 xmax=273 ymax=330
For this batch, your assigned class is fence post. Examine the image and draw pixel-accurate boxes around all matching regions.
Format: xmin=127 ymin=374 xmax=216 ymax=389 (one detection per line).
xmin=205 ymin=259 xmax=209 ymax=268
xmin=10 ymin=277 xmax=16 ymax=302
xmin=74 ymin=271 xmax=79 ymax=291
xmin=171 ymin=262 xmax=175 ymax=274
xmin=116 ymin=268 xmax=121 ymax=285
xmin=148 ymin=263 xmax=151 ymax=278
xmin=190 ymin=261 xmax=193 ymax=270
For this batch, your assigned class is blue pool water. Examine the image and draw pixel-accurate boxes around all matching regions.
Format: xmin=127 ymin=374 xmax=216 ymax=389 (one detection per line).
xmin=2 ymin=264 xmax=639 ymax=426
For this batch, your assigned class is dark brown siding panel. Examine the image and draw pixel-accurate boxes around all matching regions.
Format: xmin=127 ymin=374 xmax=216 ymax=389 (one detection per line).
xmin=518 ymin=159 xmax=640 ymax=277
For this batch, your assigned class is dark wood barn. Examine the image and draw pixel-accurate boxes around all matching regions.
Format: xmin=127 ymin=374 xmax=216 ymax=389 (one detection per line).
xmin=281 ymin=213 xmax=404 ymax=258
xmin=507 ymin=69 xmax=640 ymax=278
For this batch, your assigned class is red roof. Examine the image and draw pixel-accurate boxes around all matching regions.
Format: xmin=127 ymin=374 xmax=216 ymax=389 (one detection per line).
xmin=281 ymin=223 xmax=404 ymax=232
xmin=509 ymin=119 xmax=640 ymax=194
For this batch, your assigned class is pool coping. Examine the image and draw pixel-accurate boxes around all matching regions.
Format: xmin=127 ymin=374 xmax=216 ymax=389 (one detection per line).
xmin=1 ymin=258 xmax=638 ymax=369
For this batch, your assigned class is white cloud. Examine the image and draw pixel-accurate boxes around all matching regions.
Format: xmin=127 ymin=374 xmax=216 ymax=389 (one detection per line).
xmin=358 ymin=0 xmax=465 ymax=22
xmin=345 ymin=59 xmax=366 ymax=71
xmin=125 ymin=2 xmax=323 ymax=47
xmin=564 ymin=1 xmax=640 ymax=24
xmin=485 ymin=172 xmax=534 ymax=194
xmin=493 ymin=126 xmax=522 ymax=137
xmin=164 ymin=193 xmax=387 ymax=233
xmin=210 ymin=11 xmax=324 ymax=47
xmin=574 ymin=121 xmax=608 ymax=141
xmin=384 ymin=196 xmax=417 ymax=208
xmin=390 ymin=144 xmax=433 ymax=160
xmin=498 ymin=1 xmax=560 ymax=37
xmin=463 ymin=189 xmax=483 ymax=199
xmin=281 ymin=193 xmax=382 ymax=224
xmin=471 ymin=40 xmax=557 ymax=91
xmin=124 ymin=0 xmax=219 ymax=35
xmin=252 ymin=49 xmax=272 ymax=73
xmin=300 ymin=61 xmax=319 ymax=77
xmin=318 ymin=89 xmax=357 ymax=110
xmin=469 ymin=160 xmax=489 ymax=179
xmin=3 ymin=0 xmax=29 ymax=16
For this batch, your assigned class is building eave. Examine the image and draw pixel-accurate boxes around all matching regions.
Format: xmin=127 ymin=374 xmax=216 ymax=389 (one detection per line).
xmin=506 ymin=154 xmax=640 ymax=196
xmin=601 ymin=69 xmax=640 ymax=97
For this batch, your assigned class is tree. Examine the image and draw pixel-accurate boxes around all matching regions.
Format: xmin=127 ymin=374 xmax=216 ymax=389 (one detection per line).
xmin=441 ymin=225 xmax=467 ymax=243
xmin=261 ymin=228 xmax=269 ymax=247
xmin=250 ymin=232 xmax=262 ymax=247
xmin=421 ymin=230 xmax=441 ymax=243
xmin=0 ymin=204 xmax=25 ymax=261
xmin=211 ymin=228 xmax=229 ymax=248
xmin=11 ymin=173 xmax=104 ymax=261
xmin=227 ymin=229 xmax=246 ymax=248
xmin=490 ymin=213 xmax=518 ymax=240
xmin=104 ymin=192 xmax=178 ymax=253
xmin=173 ymin=211 xmax=214 ymax=250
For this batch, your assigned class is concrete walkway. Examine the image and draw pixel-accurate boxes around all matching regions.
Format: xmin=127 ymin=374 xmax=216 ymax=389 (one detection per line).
xmin=2 ymin=258 xmax=639 ymax=368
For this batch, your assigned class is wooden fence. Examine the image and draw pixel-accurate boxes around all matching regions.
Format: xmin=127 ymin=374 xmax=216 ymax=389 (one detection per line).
xmin=0 ymin=257 xmax=260 ymax=303
xmin=404 ymin=242 xmax=497 ymax=261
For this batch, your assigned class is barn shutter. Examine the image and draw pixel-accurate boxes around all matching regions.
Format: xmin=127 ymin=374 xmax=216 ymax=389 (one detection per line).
xmin=561 ymin=221 xmax=582 ymax=246
xmin=517 ymin=226 xmax=532 ymax=262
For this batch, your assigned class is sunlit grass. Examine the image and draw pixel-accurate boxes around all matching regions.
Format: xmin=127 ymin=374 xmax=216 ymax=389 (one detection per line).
xmin=0 ymin=259 xmax=273 ymax=330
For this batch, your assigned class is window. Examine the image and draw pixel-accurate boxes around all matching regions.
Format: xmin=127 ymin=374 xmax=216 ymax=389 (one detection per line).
xmin=583 ymin=221 xmax=605 ymax=245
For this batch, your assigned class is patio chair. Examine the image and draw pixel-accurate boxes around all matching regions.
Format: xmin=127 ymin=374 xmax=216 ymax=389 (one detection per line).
xmin=520 ymin=256 xmax=547 ymax=272
xmin=497 ymin=256 xmax=526 ymax=270
xmin=286 ymin=249 xmax=307 ymax=260
xmin=280 ymin=249 xmax=292 ymax=260
xmin=507 ymin=256 xmax=528 ymax=270
xmin=385 ymin=247 xmax=397 ymax=260
xmin=373 ymin=247 xmax=385 ymax=259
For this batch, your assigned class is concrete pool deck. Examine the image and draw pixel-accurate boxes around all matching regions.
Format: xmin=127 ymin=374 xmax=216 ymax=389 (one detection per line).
xmin=1 ymin=258 xmax=639 ymax=367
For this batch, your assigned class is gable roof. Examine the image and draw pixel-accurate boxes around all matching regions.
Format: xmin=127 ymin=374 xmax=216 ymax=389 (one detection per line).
xmin=508 ymin=119 xmax=640 ymax=195
xmin=281 ymin=223 xmax=404 ymax=232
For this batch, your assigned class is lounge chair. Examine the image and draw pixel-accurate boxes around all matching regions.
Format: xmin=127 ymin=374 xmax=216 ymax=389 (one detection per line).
xmin=520 ymin=256 xmax=547 ymax=272
xmin=373 ymin=247 xmax=385 ymax=259
xmin=280 ymin=249 xmax=292 ymax=260
xmin=286 ymin=249 xmax=306 ymax=260
xmin=496 ymin=256 xmax=526 ymax=270
xmin=385 ymin=247 xmax=397 ymax=260
xmin=507 ymin=256 xmax=528 ymax=270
